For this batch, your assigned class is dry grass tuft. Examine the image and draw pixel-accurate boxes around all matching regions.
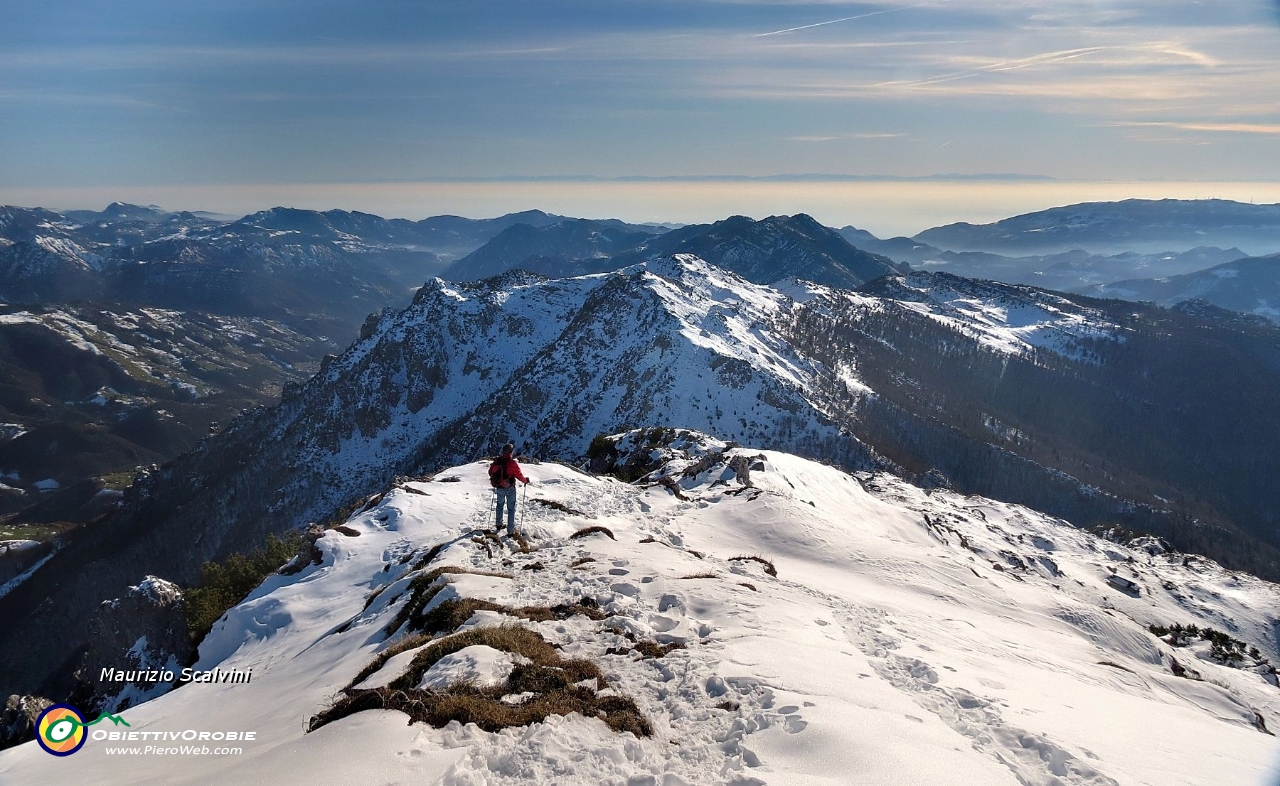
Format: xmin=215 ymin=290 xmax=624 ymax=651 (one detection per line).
xmin=346 ymin=632 xmax=433 ymax=689
xmin=570 ymin=525 xmax=615 ymax=541
xmin=418 ymin=597 xmax=509 ymax=635
xmin=413 ymin=541 xmax=448 ymax=570
xmin=386 ymin=566 xmax=513 ymax=636
xmin=511 ymin=532 xmax=532 ymax=552
xmin=737 ymin=582 xmax=758 ymax=592
xmin=313 ymin=624 xmax=651 ymax=738
xmin=530 ymin=498 xmax=588 ymax=516
xmin=471 ymin=536 xmax=494 ymax=558
xmin=729 ymin=554 xmax=777 ymax=577
xmin=1097 ymin=660 xmax=1135 ymax=673
xmin=570 ymin=556 xmax=596 ymax=567
xmin=361 ymin=583 xmax=390 ymax=612
xmin=511 ymin=599 xmax=607 ymax=623
xmin=631 ymin=641 xmax=685 ymax=659
xmin=678 ymin=572 xmax=718 ymax=580
xmin=391 ymin=625 xmax=568 ymax=689
xmin=309 ymin=684 xmax=651 ymax=737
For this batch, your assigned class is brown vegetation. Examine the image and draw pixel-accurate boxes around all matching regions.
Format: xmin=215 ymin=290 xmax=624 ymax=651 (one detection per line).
xmin=570 ymin=525 xmax=615 ymax=541
xmin=729 ymin=554 xmax=777 ymax=577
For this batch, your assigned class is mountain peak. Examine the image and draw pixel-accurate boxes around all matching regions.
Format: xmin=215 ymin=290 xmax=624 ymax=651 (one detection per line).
xmin=626 ymin=213 xmax=906 ymax=288
xmin=100 ymin=202 xmax=166 ymax=221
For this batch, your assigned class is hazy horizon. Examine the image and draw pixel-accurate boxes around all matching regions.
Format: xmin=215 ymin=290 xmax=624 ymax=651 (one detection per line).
xmin=9 ymin=178 xmax=1280 ymax=239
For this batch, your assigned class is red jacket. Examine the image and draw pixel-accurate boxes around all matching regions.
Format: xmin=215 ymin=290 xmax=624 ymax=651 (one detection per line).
xmin=492 ymin=455 xmax=528 ymax=488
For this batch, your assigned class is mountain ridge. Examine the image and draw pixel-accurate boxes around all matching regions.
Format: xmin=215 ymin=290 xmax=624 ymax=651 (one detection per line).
xmin=912 ymin=198 xmax=1280 ymax=256
xmin=5 ymin=255 xmax=1280 ymax=705
xmin=2 ymin=439 xmax=1275 ymax=784
xmin=1082 ymin=253 xmax=1280 ymax=321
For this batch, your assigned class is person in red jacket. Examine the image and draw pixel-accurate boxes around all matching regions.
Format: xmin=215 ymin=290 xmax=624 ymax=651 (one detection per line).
xmin=489 ymin=443 xmax=530 ymax=535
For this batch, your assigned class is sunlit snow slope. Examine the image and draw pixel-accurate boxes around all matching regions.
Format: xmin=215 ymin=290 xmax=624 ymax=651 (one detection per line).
xmin=3 ymin=440 xmax=1277 ymax=786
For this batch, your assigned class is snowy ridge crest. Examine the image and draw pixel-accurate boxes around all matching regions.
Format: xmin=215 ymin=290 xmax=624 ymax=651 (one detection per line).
xmin=259 ymin=255 xmax=886 ymax=527
xmin=6 ymin=443 xmax=1276 ymax=785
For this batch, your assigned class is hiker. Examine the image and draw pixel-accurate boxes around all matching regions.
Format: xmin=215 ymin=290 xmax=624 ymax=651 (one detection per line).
xmin=489 ymin=443 xmax=531 ymax=535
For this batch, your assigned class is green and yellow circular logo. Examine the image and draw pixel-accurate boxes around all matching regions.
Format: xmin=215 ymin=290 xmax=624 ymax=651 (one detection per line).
xmin=35 ymin=704 xmax=88 ymax=756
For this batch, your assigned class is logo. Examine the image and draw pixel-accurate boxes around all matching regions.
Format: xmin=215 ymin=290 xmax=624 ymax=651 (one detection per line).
xmin=35 ymin=704 xmax=130 ymax=757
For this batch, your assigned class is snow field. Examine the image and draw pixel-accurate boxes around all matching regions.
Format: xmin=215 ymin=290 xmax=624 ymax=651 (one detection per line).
xmin=2 ymin=450 xmax=1277 ymax=785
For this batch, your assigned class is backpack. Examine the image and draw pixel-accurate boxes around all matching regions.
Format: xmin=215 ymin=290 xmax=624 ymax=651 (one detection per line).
xmin=488 ymin=458 xmax=510 ymax=488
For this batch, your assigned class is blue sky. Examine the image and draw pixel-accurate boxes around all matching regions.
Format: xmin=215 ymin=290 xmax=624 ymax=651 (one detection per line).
xmin=3 ymin=1 xmax=1280 ymax=227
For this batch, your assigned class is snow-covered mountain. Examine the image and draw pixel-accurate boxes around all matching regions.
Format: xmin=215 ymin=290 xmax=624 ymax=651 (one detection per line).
xmin=614 ymin=214 xmax=905 ymax=288
xmin=914 ymin=199 xmax=1280 ymax=256
xmin=839 ymin=224 xmax=1249 ymax=292
xmin=0 ymin=303 xmax=331 ymax=513
xmin=7 ymin=254 xmax=1280 ymax=718
xmin=441 ymin=219 xmax=666 ymax=281
xmin=0 ymin=205 xmax=589 ymax=312
xmin=0 ymin=204 xmax=606 ymax=510
xmin=3 ymin=438 xmax=1276 ymax=785
xmin=443 ymin=214 xmax=903 ymax=289
xmin=1082 ymin=253 xmax=1280 ymax=322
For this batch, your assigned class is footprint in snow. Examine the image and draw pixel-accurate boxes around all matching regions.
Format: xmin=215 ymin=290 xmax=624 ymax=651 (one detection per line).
xmin=649 ymin=614 xmax=680 ymax=633
xmin=784 ymin=715 xmax=808 ymax=734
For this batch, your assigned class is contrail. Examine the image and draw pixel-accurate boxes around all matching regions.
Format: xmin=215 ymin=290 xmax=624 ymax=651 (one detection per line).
xmin=755 ymin=2 xmax=943 ymax=38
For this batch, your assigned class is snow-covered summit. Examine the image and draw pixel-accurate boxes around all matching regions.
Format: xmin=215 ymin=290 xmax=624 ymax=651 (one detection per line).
xmin=3 ymin=440 xmax=1275 ymax=785
xmin=859 ymin=271 xmax=1122 ymax=359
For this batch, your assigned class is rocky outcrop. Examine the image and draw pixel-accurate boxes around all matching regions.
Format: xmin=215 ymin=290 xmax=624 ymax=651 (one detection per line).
xmin=280 ymin=524 xmax=327 ymax=576
xmin=73 ymin=576 xmax=194 ymax=714
xmin=920 ymin=469 xmax=953 ymax=492
xmin=0 ymin=694 xmax=52 ymax=751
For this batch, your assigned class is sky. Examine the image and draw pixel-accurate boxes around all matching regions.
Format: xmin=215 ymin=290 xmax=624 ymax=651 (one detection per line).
xmin=3 ymin=1 xmax=1280 ymax=234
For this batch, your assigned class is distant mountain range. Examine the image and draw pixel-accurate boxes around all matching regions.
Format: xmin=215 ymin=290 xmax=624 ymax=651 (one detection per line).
xmin=0 ymin=304 xmax=327 ymax=517
xmin=840 ymin=224 xmax=1248 ymax=293
xmin=446 ymin=213 xmax=906 ymax=288
xmin=440 ymin=218 xmax=668 ymax=280
xmin=1082 ymin=253 xmax=1280 ymax=321
xmin=910 ymin=198 xmax=1280 ymax=256
xmin=6 ymin=253 xmax=1280 ymax=703
xmin=5 ymin=196 xmax=1280 ymax=527
xmin=0 ymin=203 xmax=594 ymax=517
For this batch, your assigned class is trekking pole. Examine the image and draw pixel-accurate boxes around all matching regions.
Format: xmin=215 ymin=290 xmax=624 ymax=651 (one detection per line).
xmin=520 ymin=482 xmax=527 ymax=532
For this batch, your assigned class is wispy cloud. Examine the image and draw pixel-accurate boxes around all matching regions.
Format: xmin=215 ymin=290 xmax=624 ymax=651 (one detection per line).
xmin=0 ymin=89 xmax=164 ymax=109
xmin=868 ymin=46 xmax=1109 ymax=89
xmin=5 ymin=1 xmax=1280 ymax=189
xmin=787 ymin=132 xmax=905 ymax=141
xmin=754 ymin=2 xmax=944 ymax=38
xmin=1124 ymin=134 xmax=1212 ymax=146
xmin=1105 ymin=120 xmax=1280 ymax=135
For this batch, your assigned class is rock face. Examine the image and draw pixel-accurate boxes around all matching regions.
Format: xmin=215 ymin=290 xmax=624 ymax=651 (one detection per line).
xmin=73 ymin=576 xmax=194 ymax=713
xmin=0 ymin=694 xmax=52 ymax=751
